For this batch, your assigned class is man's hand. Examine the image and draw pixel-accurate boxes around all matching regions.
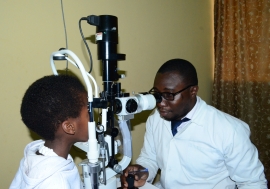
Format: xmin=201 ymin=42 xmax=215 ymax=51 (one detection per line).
xmin=120 ymin=164 xmax=149 ymax=189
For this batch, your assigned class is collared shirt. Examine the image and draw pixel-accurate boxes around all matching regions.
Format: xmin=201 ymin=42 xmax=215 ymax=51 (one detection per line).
xmin=136 ymin=96 xmax=267 ymax=189
xmin=177 ymin=97 xmax=200 ymax=132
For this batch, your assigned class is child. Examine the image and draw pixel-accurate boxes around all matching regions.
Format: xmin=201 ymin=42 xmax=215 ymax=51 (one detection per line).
xmin=10 ymin=75 xmax=89 ymax=189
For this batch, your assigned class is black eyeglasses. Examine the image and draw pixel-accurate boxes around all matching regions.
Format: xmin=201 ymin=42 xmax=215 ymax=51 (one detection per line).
xmin=149 ymin=84 xmax=195 ymax=101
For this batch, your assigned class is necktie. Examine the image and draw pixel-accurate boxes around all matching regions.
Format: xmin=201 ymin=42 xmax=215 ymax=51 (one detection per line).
xmin=171 ymin=117 xmax=190 ymax=136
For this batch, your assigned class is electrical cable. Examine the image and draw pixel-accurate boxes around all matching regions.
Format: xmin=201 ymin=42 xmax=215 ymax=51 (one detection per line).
xmin=79 ymin=18 xmax=93 ymax=73
xmin=60 ymin=0 xmax=69 ymax=73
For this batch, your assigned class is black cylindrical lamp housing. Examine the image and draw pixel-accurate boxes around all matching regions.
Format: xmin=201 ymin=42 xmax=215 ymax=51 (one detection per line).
xmin=89 ymin=15 xmax=125 ymax=86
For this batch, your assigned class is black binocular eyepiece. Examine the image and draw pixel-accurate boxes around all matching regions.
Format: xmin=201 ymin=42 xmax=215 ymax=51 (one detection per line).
xmin=153 ymin=93 xmax=162 ymax=103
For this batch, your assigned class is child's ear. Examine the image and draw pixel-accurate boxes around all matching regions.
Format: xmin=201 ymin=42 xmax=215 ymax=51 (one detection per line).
xmin=62 ymin=121 xmax=76 ymax=135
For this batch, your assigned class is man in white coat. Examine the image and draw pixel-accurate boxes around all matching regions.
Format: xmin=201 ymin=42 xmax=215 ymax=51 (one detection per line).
xmin=121 ymin=59 xmax=267 ymax=189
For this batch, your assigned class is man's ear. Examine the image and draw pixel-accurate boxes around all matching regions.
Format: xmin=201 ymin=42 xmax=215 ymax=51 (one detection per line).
xmin=62 ymin=120 xmax=76 ymax=135
xmin=190 ymin=85 xmax=199 ymax=97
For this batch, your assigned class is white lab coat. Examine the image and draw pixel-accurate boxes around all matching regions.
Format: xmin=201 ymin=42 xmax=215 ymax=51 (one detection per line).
xmin=137 ymin=97 xmax=267 ymax=189
xmin=10 ymin=140 xmax=83 ymax=189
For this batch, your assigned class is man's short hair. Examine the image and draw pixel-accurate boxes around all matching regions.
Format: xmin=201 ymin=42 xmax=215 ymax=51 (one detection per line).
xmin=20 ymin=75 xmax=87 ymax=140
xmin=157 ymin=58 xmax=198 ymax=86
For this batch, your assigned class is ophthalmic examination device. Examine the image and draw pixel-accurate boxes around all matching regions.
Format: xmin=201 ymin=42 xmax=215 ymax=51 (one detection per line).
xmin=50 ymin=15 xmax=160 ymax=189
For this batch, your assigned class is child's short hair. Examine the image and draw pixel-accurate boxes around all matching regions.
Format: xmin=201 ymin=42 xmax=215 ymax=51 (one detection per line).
xmin=20 ymin=75 xmax=87 ymax=140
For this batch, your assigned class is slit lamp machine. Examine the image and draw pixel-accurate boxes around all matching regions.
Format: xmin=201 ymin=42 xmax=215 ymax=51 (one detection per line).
xmin=50 ymin=15 xmax=158 ymax=189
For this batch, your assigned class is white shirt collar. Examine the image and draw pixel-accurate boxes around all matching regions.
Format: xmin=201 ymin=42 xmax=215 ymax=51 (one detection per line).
xmin=176 ymin=96 xmax=200 ymax=132
xmin=38 ymin=143 xmax=73 ymax=160
xmin=185 ymin=96 xmax=200 ymax=120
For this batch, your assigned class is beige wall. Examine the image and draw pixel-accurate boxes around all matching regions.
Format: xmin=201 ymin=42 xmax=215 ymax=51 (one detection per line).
xmin=0 ymin=0 xmax=213 ymax=187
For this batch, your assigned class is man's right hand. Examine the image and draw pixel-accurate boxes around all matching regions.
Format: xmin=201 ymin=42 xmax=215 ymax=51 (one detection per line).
xmin=120 ymin=164 xmax=149 ymax=189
